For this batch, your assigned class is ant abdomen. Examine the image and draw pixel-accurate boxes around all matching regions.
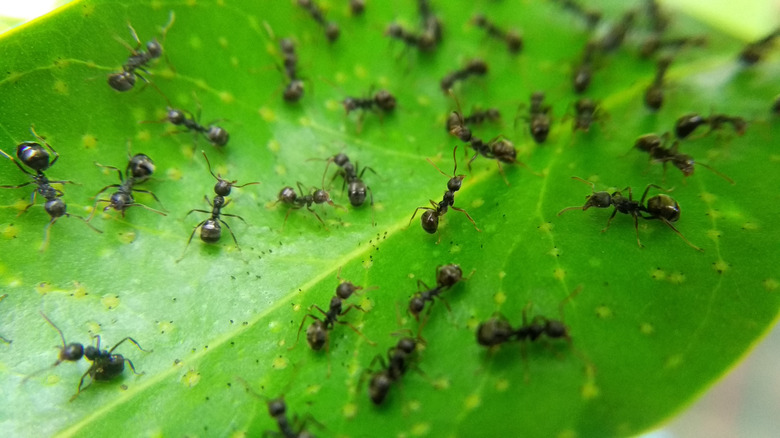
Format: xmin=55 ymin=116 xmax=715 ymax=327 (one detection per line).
xmin=645 ymin=194 xmax=680 ymax=222
xmin=420 ymin=210 xmax=439 ymax=234
xmin=476 ymin=315 xmax=513 ymax=347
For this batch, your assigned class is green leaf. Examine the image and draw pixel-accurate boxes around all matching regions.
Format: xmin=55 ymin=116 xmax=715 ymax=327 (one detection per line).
xmin=1 ymin=0 xmax=778 ymax=436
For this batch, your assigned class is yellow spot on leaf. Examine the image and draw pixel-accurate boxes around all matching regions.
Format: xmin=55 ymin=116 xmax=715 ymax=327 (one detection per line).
xmin=538 ymin=222 xmax=554 ymax=233
xmin=763 ymin=278 xmax=778 ymax=291
xmin=45 ymin=374 xmax=61 ymax=385
xmin=182 ymin=369 xmax=201 ymax=387
xmin=665 ymin=354 xmax=683 ymax=369
xmin=53 ymin=80 xmax=68 ymax=95
xmin=231 ymin=56 xmax=239 ymax=67
xmin=274 ymin=164 xmax=286 ymax=176
xmin=305 ymin=384 xmax=321 ymax=395
xmin=668 ymin=272 xmax=685 ymax=284
xmin=166 ymin=168 xmax=183 ymax=181
xmin=157 ymin=321 xmax=175 ymax=334
xmin=325 ymin=99 xmax=342 ymax=112
xmin=219 ymin=91 xmax=234 ymax=104
xmin=81 ymin=134 xmax=97 ymax=149
xmin=707 ymin=209 xmax=722 ymax=219
xmin=498 ymin=271 xmax=506 ymax=279
xmin=36 ymin=282 xmax=53 ymax=295
xmin=118 ymin=231 xmax=137 ymax=244
xmin=595 ymin=306 xmax=612 ymax=319
xmin=713 ymin=259 xmax=729 ymax=274
xmin=218 ymin=37 xmax=229 ymax=48
xmin=494 ymin=291 xmax=506 ymax=305
xmin=640 ymin=322 xmax=654 ymax=335
xmin=71 ymin=281 xmax=87 ymax=298
xmin=334 ymin=72 xmax=347 ymax=84
xmin=466 ymin=317 xmax=479 ymax=330
xmin=495 ymin=378 xmax=509 ymax=392
xmin=272 ymin=356 xmax=288 ymax=369
xmin=553 ymin=268 xmax=565 ymax=280
xmin=700 ymin=192 xmax=717 ymax=203
xmin=651 ymin=268 xmax=666 ymax=280
xmin=342 ymin=403 xmax=357 ymax=419
xmin=259 ymin=107 xmax=276 ymax=122
xmin=417 ymin=96 xmax=431 ymax=107
xmin=464 ymin=393 xmax=481 ymax=410
xmin=101 ymin=294 xmax=120 ymax=310
xmin=12 ymin=199 xmax=28 ymax=212
xmin=411 ymin=423 xmax=431 ymax=436
xmin=136 ymin=130 xmax=151 ymax=142
xmin=406 ymin=400 xmax=421 ymax=411
xmin=581 ymin=381 xmax=600 ymax=400
xmin=432 ymin=378 xmax=450 ymax=390
xmin=267 ymin=138 xmax=281 ymax=152
xmin=548 ymin=247 xmax=562 ymax=257
xmin=362 ymin=260 xmax=373 ymax=269
xmin=557 ymin=429 xmax=577 ymax=438
xmin=742 ymin=222 xmax=758 ymax=230
xmin=2 ymin=224 xmax=18 ymax=239
xmin=189 ymin=36 xmax=202 ymax=49
xmin=706 ymin=229 xmax=722 ymax=240
xmin=353 ymin=64 xmax=367 ymax=79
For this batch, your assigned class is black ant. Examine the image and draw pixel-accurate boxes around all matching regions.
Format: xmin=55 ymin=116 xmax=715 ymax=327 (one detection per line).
xmin=558 ymin=176 xmax=703 ymax=250
xmin=552 ymin=0 xmax=601 ymax=29
xmin=571 ymin=98 xmax=604 ymax=132
xmin=362 ymin=336 xmax=419 ymax=405
xmin=323 ymin=152 xmax=375 ymax=210
xmin=108 ymin=12 xmax=174 ymax=92
xmin=236 ymin=377 xmax=321 ymax=437
xmin=408 ymin=264 xmax=465 ymax=320
xmin=409 ymin=147 xmax=480 ymax=242
xmin=572 ymin=41 xmax=597 ymax=94
xmin=472 ymin=14 xmax=522 ymax=53
xmin=440 ymin=59 xmax=488 ymax=93
xmin=275 ymin=182 xmax=343 ymax=231
xmin=518 ymin=91 xmax=553 ymax=143
xmin=22 ymin=312 xmax=85 ymax=382
xmin=280 ymin=38 xmax=305 ymax=102
xmin=639 ymin=35 xmax=707 ymax=59
xmin=297 ymin=0 xmax=339 ymax=42
xmin=445 ymin=107 xmax=500 ymax=133
xmin=634 ymin=133 xmax=734 ymax=184
xmin=0 ymin=127 xmax=100 ymax=250
xmin=350 ymin=0 xmax=365 ymax=16
xmin=674 ymin=113 xmax=747 ymax=139
xmin=343 ymin=89 xmax=397 ymax=115
xmin=91 ymin=153 xmax=166 ymax=218
xmin=739 ymin=28 xmax=780 ymax=65
xmin=418 ymin=0 xmax=443 ymax=51
xmin=71 ymin=334 xmax=149 ymax=401
xmin=599 ymin=10 xmax=636 ymax=52
xmin=179 ymin=152 xmax=259 ymax=261
xmin=644 ymin=56 xmax=672 ymax=111
xmin=156 ymin=99 xmax=230 ymax=147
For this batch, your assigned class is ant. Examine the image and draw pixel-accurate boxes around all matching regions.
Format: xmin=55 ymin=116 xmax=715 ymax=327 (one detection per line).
xmin=472 ymin=14 xmax=522 ymax=53
xmin=674 ymin=113 xmax=747 ymax=139
xmin=275 ymin=182 xmax=343 ymax=231
xmin=639 ymin=35 xmax=707 ymax=59
xmin=385 ymin=23 xmax=436 ymax=53
xmin=445 ymin=107 xmax=500 ymax=133
xmin=91 ymin=153 xmax=166 ymax=218
xmin=343 ymin=89 xmax=397 ymax=115
xmin=518 ymin=91 xmax=553 ymax=143
xmin=409 ymin=147 xmax=480 ymax=242
xmin=570 ymin=98 xmax=604 ymax=132
xmin=739 ymin=28 xmax=780 ymax=65
xmin=71 ymin=334 xmax=149 ymax=401
xmin=552 ymin=0 xmax=601 ymax=29
xmin=297 ymin=0 xmax=339 ymax=42
xmin=237 ymin=377 xmax=321 ymax=438
xmin=108 ymin=12 xmax=174 ymax=92
xmin=558 ymin=176 xmax=703 ymax=250
xmin=280 ymin=38 xmax=305 ymax=102
xmin=572 ymin=41 xmax=597 ymax=94
xmin=599 ymin=10 xmax=636 ymax=52
xmin=644 ymin=56 xmax=672 ymax=111
xmin=408 ymin=264 xmax=465 ymax=320
xmin=179 ymin=152 xmax=259 ymax=260
xmin=363 ymin=336 xmax=419 ymax=405
xmin=23 ymin=312 xmax=85 ymax=382
xmin=418 ymin=0 xmax=442 ymax=51
xmin=153 ymin=94 xmax=230 ymax=147
xmin=440 ymin=59 xmax=488 ymax=93
xmin=634 ymin=133 xmax=735 ymax=184
xmin=350 ymin=0 xmax=365 ymax=16
xmin=0 ymin=127 xmax=101 ymax=250
xmin=323 ymin=152 xmax=375 ymax=211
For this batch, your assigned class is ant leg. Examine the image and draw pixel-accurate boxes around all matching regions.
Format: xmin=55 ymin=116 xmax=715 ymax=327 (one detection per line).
xmin=288 ymin=314 xmax=322 ymax=350
xmin=40 ymin=215 xmax=62 ymax=252
xmin=94 ymin=163 xmax=125 ymax=184
xmin=70 ymin=369 xmax=93 ymax=402
xmin=131 ymin=188 xmax=167 ymax=211
xmin=128 ymin=203 xmax=167 ymax=216
xmin=184 ymin=209 xmax=211 ymax=218
xmin=450 ymin=206 xmax=481 ymax=232
xmin=122 ymin=357 xmax=145 ymax=376
xmin=494 ymin=160 xmax=510 ymax=186
xmin=0 ymin=180 xmax=34 ymax=190
xmin=221 ymin=212 xmax=248 ymax=224
xmin=109 ymin=337 xmax=150 ymax=354
xmin=306 ymin=206 xmax=329 ymax=231
xmin=367 ymin=185 xmax=375 ymax=226
xmin=696 ymin=162 xmax=735 ymax=185
xmin=632 ymin=213 xmax=644 ymax=248
xmin=92 ymin=184 xmax=123 ymax=200
xmin=336 ymin=320 xmax=377 ymax=345
xmin=659 ymin=218 xmax=704 ymax=252
xmin=176 ymin=221 xmax=206 ymax=263
xmin=601 ymin=208 xmax=619 ymax=232
xmin=558 ymin=285 xmax=583 ymax=322
xmin=218 ymin=219 xmax=241 ymax=250
xmin=407 ymin=206 xmax=433 ymax=228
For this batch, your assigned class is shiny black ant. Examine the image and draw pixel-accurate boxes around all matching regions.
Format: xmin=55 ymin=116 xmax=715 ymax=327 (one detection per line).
xmin=408 ymin=264 xmax=465 ymax=321
xmin=572 ymin=41 xmax=597 ymax=94
xmin=440 ymin=59 xmax=488 ymax=93
xmin=275 ymin=182 xmax=343 ymax=231
xmin=236 ymin=377 xmax=321 ymax=438
xmin=297 ymin=0 xmax=339 ymax=42
xmin=570 ymin=98 xmax=604 ymax=132
xmin=70 ymin=334 xmax=149 ymax=401
xmin=156 ymin=99 xmax=230 ymax=147
xmin=739 ymin=28 xmax=780 ymax=65
xmin=179 ymin=152 xmax=259 ymax=261
xmin=599 ymin=10 xmax=636 ymax=52
xmin=343 ymin=89 xmax=397 ymax=115
xmin=634 ymin=133 xmax=734 ymax=184
xmin=22 ymin=311 xmax=85 ymax=382
xmin=552 ymin=0 xmax=601 ymax=29
xmin=108 ymin=12 xmax=174 ymax=92
xmin=675 ymin=113 xmax=747 ymax=139
xmin=91 ymin=153 xmax=166 ymax=218
xmin=518 ymin=91 xmax=553 ymax=143
xmin=362 ymin=336 xmax=419 ymax=405
xmin=644 ymin=56 xmax=672 ymax=111
xmin=280 ymin=38 xmax=305 ymax=102
xmin=385 ymin=23 xmax=435 ymax=53
xmin=0 ymin=127 xmax=100 ymax=250
xmin=446 ymin=107 xmax=500 ymax=133
xmin=472 ymin=14 xmax=522 ymax=53
xmin=558 ymin=176 xmax=703 ymax=250
xmin=409 ymin=147 xmax=480 ymax=242
xmin=323 ymin=152 xmax=375 ymax=211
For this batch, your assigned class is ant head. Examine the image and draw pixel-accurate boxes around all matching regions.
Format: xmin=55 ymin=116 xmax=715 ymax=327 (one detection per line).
xmin=108 ymin=192 xmax=133 ymax=212
xmin=575 ymin=98 xmax=596 ymax=113
xmin=471 ymin=13 xmax=487 ymax=26
xmin=476 ymin=314 xmax=513 ymax=347
xmin=128 ymin=154 xmax=155 ymax=180
xmin=436 ymin=264 xmax=463 ymax=287
xmin=325 ymin=22 xmax=340 ymax=42
xmin=369 ymin=371 xmax=392 ymax=404
xmin=644 ymin=87 xmax=664 ymax=111
xmin=306 ymin=320 xmax=327 ymax=350
xmin=646 ymin=194 xmax=680 ymax=222
xmin=312 ymin=189 xmax=333 ymax=205
xmin=673 ymin=153 xmax=695 ymax=176
xmin=167 ymin=108 xmax=186 ymax=125
xmin=278 ymin=186 xmax=297 ymax=204
xmin=107 ymin=71 xmax=136 ymax=92
xmin=408 ymin=295 xmax=425 ymax=317
xmin=342 ymin=97 xmax=358 ymax=114
xmin=545 ymin=319 xmax=568 ymax=339
xmin=200 ymin=219 xmax=222 ymax=243
xmin=420 ymin=209 xmax=439 ymax=234
xmin=347 ymin=181 xmax=367 ymax=207
xmin=146 ymin=39 xmax=162 ymax=58
xmin=634 ymin=134 xmax=663 ymax=152
xmin=583 ymin=191 xmax=612 ymax=210
xmin=283 ymin=80 xmax=304 ymax=102
xmin=44 ymin=198 xmax=67 ymax=218
xmin=60 ymin=343 xmax=85 ymax=362
xmin=336 ymin=281 xmax=360 ymax=300
xmin=206 ymin=126 xmax=229 ymax=147
xmin=447 ymin=176 xmax=463 ymax=193
xmin=384 ymin=23 xmax=403 ymax=38
xmin=267 ymin=398 xmax=286 ymax=417
xmin=84 ymin=345 xmax=99 ymax=361
xmin=374 ymin=90 xmax=397 ymax=111
xmin=397 ymin=337 xmax=417 ymax=354
xmin=16 ymin=141 xmax=51 ymax=172
xmin=531 ymin=91 xmax=545 ymax=104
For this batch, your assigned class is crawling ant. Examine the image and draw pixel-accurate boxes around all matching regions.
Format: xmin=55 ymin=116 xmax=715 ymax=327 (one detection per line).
xmin=472 ymin=14 xmax=522 ymax=53
xmin=739 ymin=28 xmax=780 ymax=65
xmin=519 ymin=91 xmax=553 ymax=143
xmin=280 ymin=38 xmax=305 ymax=102
xmin=408 ymin=264 xmax=465 ymax=320
xmin=362 ymin=336 xmax=419 ymax=404
xmin=639 ymin=35 xmax=707 ymax=59
xmin=108 ymin=12 xmax=174 ymax=92
xmin=22 ymin=312 xmax=85 ymax=382
xmin=152 ymin=96 xmax=230 ymax=147
xmin=343 ymin=89 xmax=396 ymax=114
xmin=71 ymin=334 xmax=149 ymax=401
xmin=323 ymin=152 xmax=375 ymax=211
xmin=237 ymin=378 xmax=321 ymax=437
xmin=558 ymin=176 xmax=703 ymax=250
xmin=552 ymin=0 xmax=601 ymax=29
xmin=644 ymin=56 xmax=672 ymax=111
xmin=634 ymin=133 xmax=734 ymax=184
xmin=275 ymin=182 xmax=343 ymax=231
xmin=572 ymin=41 xmax=597 ymax=94
xmin=675 ymin=113 xmax=747 ymax=139
xmin=409 ymin=147 xmax=480 ymax=242
xmin=0 ymin=127 xmax=100 ymax=250
xmin=440 ymin=59 xmax=488 ymax=93
xmin=417 ymin=0 xmax=443 ymax=51
xmin=571 ymin=98 xmax=604 ymax=132
xmin=91 ymin=153 xmax=166 ymax=218
xmin=297 ymin=0 xmax=339 ymax=42
xmin=179 ymin=152 xmax=259 ymax=260
xmin=445 ymin=107 xmax=500 ymax=133
xmin=599 ymin=10 xmax=636 ymax=52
